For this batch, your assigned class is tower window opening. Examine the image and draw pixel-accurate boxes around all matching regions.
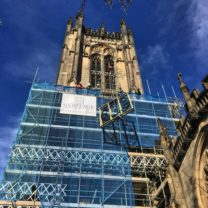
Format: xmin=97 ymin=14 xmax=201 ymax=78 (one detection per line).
xmin=91 ymin=54 xmax=101 ymax=88
xmin=104 ymin=55 xmax=116 ymax=90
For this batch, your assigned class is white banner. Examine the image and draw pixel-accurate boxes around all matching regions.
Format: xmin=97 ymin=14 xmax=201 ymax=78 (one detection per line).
xmin=60 ymin=94 xmax=97 ymax=117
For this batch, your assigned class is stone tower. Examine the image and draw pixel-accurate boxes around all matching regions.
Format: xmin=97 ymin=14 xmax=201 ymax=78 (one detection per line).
xmin=56 ymin=10 xmax=143 ymax=93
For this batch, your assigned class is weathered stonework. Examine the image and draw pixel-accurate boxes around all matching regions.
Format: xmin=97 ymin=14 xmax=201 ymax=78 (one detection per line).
xmin=56 ymin=11 xmax=143 ymax=93
xmin=160 ymin=74 xmax=208 ymax=208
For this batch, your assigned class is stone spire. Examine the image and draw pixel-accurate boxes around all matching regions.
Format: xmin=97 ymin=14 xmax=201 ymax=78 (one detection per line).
xmin=201 ymin=74 xmax=208 ymax=90
xmin=100 ymin=22 xmax=105 ymax=30
xmin=76 ymin=9 xmax=83 ymax=18
xmin=75 ymin=9 xmax=83 ymax=29
xmin=66 ymin=17 xmax=73 ymax=34
xmin=100 ymin=22 xmax=105 ymax=36
xmin=120 ymin=18 xmax=126 ymax=25
xmin=158 ymin=118 xmax=168 ymax=137
xmin=178 ymin=73 xmax=199 ymax=119
xmin=157 ymin=118 xmax=173 ymax=164
xmin=120 ymin=18 xmax=127 ymax=34
xmin=120 ymin=18 xmax=143 ymax=93
xmin=178 ymin=73 xmax=191 ymax=103
xmin=157 ymin=118 xmax=188 ymax=208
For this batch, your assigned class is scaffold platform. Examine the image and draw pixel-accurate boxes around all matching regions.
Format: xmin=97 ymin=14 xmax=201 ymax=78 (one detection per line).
xmin=0 ymin=82 xmax=182 ymax=208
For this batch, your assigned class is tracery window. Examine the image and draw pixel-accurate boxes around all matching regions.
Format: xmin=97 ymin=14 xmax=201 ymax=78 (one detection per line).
xmin=104 ymin=55 xmax=116 ymax=90
xmin=91 ymin=54 xmax=101 ymax=88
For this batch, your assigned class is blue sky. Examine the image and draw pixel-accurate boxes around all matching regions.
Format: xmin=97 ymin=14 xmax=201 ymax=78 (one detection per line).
xmin=0 ymin=0 xmax=207 ymax=179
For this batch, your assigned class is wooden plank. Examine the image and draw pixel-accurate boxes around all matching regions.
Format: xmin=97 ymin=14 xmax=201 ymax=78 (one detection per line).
xmin=0 ymin=200 xmax=41 ymax=206
xmin=128 ymin=151 xmax=165 ymax=158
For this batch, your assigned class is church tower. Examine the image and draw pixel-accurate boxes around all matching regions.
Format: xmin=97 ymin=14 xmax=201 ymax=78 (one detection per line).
xmin=0 ymin=7 xmax=184 ymax=208
xmin=56 ymin=10 xmax=143 ymax=93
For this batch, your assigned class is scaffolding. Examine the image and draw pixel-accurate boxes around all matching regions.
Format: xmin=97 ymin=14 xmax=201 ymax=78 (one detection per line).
xmin=0 ymin=80 xmax=182 ymax=208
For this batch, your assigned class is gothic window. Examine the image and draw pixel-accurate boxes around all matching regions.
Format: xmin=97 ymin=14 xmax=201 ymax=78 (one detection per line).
xmin=91 ymin=54 xmax=101 ymax=88
xmin=104 ymin=55 xmax=116 ymax=90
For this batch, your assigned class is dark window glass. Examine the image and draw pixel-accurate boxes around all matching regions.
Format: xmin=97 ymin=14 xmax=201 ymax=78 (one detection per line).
xmin=104 ymin=55 xmax=116 ymax=90
xmin=91 ymin=54 xmax=101 ymax=88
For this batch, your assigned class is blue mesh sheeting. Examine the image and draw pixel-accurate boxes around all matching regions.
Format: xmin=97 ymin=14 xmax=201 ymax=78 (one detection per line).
xmin=0 ymin=82 xmax=180 ymax=207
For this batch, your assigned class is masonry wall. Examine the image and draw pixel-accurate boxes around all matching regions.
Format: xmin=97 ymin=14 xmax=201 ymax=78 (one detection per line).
xmin=178 ymin=138 xmax=196 ymax=208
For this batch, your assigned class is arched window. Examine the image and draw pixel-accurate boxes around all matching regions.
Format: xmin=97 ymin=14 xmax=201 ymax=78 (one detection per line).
xmin=91 ymin=54 xmax=101 ymax=88
xmin=104 ymin=55 xmax=116 ymax=90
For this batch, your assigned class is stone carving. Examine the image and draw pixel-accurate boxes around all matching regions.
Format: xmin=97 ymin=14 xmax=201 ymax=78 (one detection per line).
xmin=83 ymin=40 xmax=91 ymax=56
xmin=83 ymin=46 xmax=90 ymax=56
xmin=91 ymin=46 xmax=101 ymax=54
xmin=116 ymin=45 xmax=123 ymax=51
xmin=84 ymin=40 xmax=91 ymax=47
xmin=104 ymin=47 xmax=114 ymax=56
xmin=117 ymin=50 xmax=124 ymax=62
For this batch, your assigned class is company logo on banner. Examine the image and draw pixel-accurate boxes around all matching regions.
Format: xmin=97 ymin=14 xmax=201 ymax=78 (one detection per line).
xmin=60 ymin=93 xmax=97 ymax=117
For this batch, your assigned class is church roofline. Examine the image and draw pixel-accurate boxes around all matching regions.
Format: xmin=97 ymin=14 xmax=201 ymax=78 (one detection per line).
xmin=83 ymin=27 xmax=122 ymax=40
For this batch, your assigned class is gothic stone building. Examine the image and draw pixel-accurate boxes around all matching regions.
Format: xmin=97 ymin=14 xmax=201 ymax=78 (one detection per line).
xmin=0 ymin=9 xmax=208 ymax=208
xmin=56 ymin=10 xmax=208 ymax=208
xmin=56 ymin=11 xmax=143 ymax=94
xmin=158 ymin=74 xmax=208 ymax=208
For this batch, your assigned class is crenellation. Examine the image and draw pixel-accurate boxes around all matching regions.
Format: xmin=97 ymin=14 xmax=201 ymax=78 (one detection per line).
xmin=84 ymin=27 xmax=122 ymax=40
xmin=1 ymin=2 xmax=208 ymax=207
xmin=161 ymin=74 xmax=208 ymax=207
xmin=56 ymin=11 xmax=143 ymax=93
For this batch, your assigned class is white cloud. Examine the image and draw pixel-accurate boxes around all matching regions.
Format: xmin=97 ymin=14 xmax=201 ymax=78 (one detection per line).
xmin=0 ymin=115 xmax=20 ymax=180
xmin=191 ymin=0 xmax=208 ymax=74
xmin=194 ymin=1 xmax=208 ymax=41
xmin=140 ymin=44 xmax=171 ymax=76
xmin=1 ymin=0 xmax=61 ymax=83
xmin=0 ymin=126 xmax=18 ymax=148
xmin=3 ymin=47 xmax=59 ymax=82
xmin=0 ymin=126 xmax=18 ymax=180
